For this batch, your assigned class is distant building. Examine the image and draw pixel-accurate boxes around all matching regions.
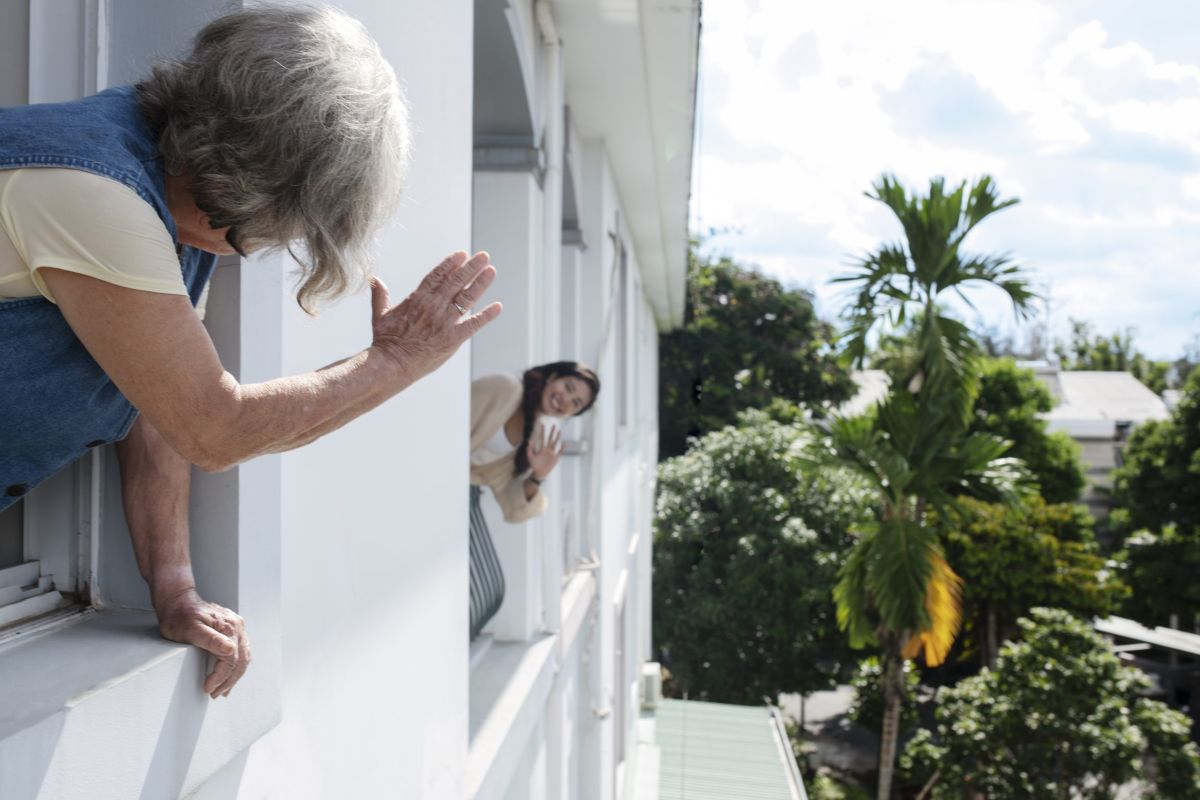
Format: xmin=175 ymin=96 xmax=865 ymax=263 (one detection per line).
xmin=839 ymin=365 xmax=1170 ymax=516
xmin=1025 ymin=364 xmax=1170 ymax=517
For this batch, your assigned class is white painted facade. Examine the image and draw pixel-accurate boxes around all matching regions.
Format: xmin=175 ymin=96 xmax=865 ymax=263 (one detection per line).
xmin=0 ymin=2 xmax=697 ymax=799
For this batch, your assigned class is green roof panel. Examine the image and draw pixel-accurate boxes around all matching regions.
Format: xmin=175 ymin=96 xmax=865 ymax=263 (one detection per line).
xmin=655 ymin=699 xmax=808 ymax=800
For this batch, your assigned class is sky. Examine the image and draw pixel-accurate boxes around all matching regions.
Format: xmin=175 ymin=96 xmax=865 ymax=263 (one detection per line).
xmin=691 ymin=0 xmax=1200 ymax=360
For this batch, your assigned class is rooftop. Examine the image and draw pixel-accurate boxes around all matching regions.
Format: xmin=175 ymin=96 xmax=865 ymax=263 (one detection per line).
xmin=840 ymin=367 xmax=1170 ymax=439
xmin=650 ymin=698 xmax=808 ymax=800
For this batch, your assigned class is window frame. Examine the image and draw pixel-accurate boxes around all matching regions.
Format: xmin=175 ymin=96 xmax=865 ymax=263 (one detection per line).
xmin=615 ymin=240 xmax=630 ymax=443
xmin=0 ymin=450 xmax=100 ymax=639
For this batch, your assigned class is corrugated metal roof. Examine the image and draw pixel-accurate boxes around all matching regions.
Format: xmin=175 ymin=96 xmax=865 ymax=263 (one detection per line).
xmin=656 ymin=699 xmax=807 ymax=800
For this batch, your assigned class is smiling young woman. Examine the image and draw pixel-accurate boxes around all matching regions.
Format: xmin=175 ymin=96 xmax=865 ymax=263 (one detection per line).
xmin=469 ymin=361 xmax=600 ymax=522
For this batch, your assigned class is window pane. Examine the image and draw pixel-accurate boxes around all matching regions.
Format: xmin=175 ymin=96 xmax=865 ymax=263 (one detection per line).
xmin=0 ymin=501 xmax=22 ymax=569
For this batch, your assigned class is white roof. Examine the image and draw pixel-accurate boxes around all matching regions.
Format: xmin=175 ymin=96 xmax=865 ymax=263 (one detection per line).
xmin=1040 ymin=370 xmax=1170 ymax=439
xmin=838 ymin=368 xmax=1170 ymax=440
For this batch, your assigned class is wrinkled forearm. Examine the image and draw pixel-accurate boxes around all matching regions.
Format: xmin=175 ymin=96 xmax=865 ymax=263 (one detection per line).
xmin=115 ymin=416 xmax=196 ymax=608
xmin=182 ymin=345 xmax=419 ymax=471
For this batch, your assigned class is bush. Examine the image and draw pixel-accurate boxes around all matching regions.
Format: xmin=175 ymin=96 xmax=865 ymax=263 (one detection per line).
xmin=846 ymin=657 xmax=920 ymax=735
xmin=944 ymin=497 xmax=1129 ymax=666
xmin=1119 ymin=525 xmax=1200 ymax=629
xmin=1112 ymin=367 xmax=1200 ymax=536
xmin=653 ymin=411 xmax=871 ymax=702
xmin=901 ymin=608 xmax=1200 ymax=799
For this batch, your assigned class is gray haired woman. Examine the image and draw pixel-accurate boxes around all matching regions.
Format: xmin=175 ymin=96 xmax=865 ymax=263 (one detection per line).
xmin=0 ymin=7 xmax=499 ymax=697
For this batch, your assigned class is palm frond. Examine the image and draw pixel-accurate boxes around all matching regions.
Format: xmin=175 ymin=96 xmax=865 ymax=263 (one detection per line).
xmin=863 ymin=517 xmax=938 ymax=636
xmin=900 ymin=553 xmax=963 ymax=666
xmin=946 ymin=253 xmax=1038 ymax=318
xmin=834 ymin=531 xmax=878 ymax=649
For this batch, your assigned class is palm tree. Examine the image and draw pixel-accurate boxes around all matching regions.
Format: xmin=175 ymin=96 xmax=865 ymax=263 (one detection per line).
xmin=815 ymin=174 xmax=1035 ymax=799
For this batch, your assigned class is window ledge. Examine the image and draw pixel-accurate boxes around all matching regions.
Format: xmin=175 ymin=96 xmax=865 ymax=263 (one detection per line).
xmin=467 ymin=570 xmax=597 ymax=798
xmin=0 ymin=608 xmax=279 ymax=799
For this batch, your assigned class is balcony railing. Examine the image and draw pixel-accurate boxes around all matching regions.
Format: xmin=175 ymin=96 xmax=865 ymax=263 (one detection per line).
xmin=468 ymin=486 xmax=505 ymax=640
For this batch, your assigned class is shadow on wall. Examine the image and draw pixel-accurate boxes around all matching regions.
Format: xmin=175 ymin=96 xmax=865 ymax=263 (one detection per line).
xmin=0 ymin=618 xmax=242 ymax=800
xmin=137 ymin=664 xmax=212 ymax=800
xmin=182 ymin=749 xmax=250 ymax=800
xmin=0 ymin=712 xmax=64 ymax=800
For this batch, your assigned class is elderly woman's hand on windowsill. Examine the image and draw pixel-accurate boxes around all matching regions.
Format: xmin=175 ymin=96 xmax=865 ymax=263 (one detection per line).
xmin=154 ymin=585 xmax=250 ymax=699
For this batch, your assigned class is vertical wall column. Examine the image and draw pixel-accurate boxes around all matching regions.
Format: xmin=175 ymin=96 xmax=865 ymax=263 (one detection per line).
xmin=575 ymin=139 xmax=617 ymax=800
xmin=472 ymin=171 xmax=546 ymax=642
xmin=559 ymin=240 xmax=587 ymax=570
xmin=537 ymin=8 xmax=567 ymax=633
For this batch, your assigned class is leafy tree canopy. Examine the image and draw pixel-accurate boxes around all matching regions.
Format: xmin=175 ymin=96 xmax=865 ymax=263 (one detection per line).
xmin=1119 ymin=525 xmax=1200 ymax=629
xmin=970 ymin=358 xmax=1085 ymax=504
xmin=944 ymin=497 xmax=1128 ymax=666
xmin=1112 ymin=366 xmax=1200 ymax=535
xmin=846 ymin=656 xmax=920 ymax=736
xmin=658 ymin=243 xmax=851 ymax=458
xmin=902 ymin=608 xmax=1200 ymax=799
xmin=653 ymin=410 xmax=870 ymax=702
xmin=1054 ymin=318 xmax=1171 ymax=394
xmin=875 ymin=341 xmax=1086 ymax=504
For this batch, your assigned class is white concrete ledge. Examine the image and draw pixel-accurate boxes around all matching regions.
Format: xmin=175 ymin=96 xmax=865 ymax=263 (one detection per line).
xmin=467 ymin=571 xmax=598 ymax=799
xmin=0 ymin=609 xmax=279 ymax=800
xmin=467 ymin=633 xmax=558 ymax=800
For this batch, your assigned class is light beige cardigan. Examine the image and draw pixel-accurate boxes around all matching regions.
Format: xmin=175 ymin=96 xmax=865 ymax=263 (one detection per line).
xmin=470 ymin=374 xmax=548 ymax=523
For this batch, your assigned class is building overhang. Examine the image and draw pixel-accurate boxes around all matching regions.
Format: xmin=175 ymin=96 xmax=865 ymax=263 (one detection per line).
xmin=553 ymin=0 xmax=700 ymax=331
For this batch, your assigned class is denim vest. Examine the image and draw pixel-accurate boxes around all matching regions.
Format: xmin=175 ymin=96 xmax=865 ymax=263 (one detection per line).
xmin=0 ymin=86 xmax=216 ymax=512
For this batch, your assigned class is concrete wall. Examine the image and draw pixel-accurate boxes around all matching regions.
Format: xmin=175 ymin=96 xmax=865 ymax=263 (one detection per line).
xmin=1 ymin=1 xmax=670 ymax=798
xmin=0 ymin=1 xmax=28 ymax=106
xmin=220 ymin=2 xmax=476 ymax=798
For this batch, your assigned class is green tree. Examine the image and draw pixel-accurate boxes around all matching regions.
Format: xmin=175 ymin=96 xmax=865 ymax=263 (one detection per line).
xmin=970 ymin=358 xmax=1084 ymax=503
xmin=1111 ymin=366 xmax=1200 ymax=535
xmin=658 ymin=243 xmax=851 ymax=458
xmin=1172 ymin=333 xmax=1200 ymax=387
xmin=1054 ymin=318 xmax=1171 ymax=394
xmin=901 ymin=608 xmax=1200 ymax=799
xmin=1119 ymin=526 xmax=1200 ymax=630
xmin=846 ymin=656 xmax=920 ymax=736
xmin=818 ymin=174 xmax=1035 ymax=800
xmin=945 ymin=497 xmax=1128 ymax=667
xmin=653 ymin=410 xmax=870 ymax=703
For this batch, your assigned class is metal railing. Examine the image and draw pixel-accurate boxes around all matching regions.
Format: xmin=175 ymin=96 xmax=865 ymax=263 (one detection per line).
xmin=468 ymin=486 xmax=505 ymax=640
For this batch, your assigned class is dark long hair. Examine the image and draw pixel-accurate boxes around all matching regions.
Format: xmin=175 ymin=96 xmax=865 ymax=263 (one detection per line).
xmin=512 ymin=361 xmax=601 ymax=475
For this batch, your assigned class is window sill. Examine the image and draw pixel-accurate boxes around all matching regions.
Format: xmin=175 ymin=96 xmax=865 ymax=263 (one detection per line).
xmin=0 ymin=608 xmax=279 ymax=799
xmin=467 ymin=570 xmax=596 ymax=798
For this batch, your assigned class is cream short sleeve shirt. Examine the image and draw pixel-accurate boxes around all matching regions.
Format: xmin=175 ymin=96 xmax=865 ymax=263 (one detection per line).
xmin=0 ymin=168 xmax=206 ymax=317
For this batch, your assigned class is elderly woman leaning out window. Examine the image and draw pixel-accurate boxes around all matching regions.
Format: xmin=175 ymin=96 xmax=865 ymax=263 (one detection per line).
xmin=0 ymin=7 xmax=500 ymax=698
xmin=471 ymin=362 xmax=600 ymax=523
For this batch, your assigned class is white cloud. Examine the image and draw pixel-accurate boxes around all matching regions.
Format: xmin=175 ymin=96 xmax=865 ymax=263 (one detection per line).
xmin=694 ymin=0 xmax=1200 ymax=359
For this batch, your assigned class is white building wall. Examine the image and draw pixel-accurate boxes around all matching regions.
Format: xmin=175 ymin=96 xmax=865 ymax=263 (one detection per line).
xmin=466 ymin=17 xmax=665 ymax=795
xmin=205 ymin=1 xmax=476 ymax=798
xmin=1 ymin=1 xmax=679 ymax=798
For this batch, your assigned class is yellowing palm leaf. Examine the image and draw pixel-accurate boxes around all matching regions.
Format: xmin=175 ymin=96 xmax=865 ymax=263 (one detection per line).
xmin=901 ymin=553 xmax=963 ymax=666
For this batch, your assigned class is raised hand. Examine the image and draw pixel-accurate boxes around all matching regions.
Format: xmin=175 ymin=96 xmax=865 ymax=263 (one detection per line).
xmin=526 ymin=421 xmax=563 ymax=482
xmin=369 ymin=250 xmax=502 ymax=384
